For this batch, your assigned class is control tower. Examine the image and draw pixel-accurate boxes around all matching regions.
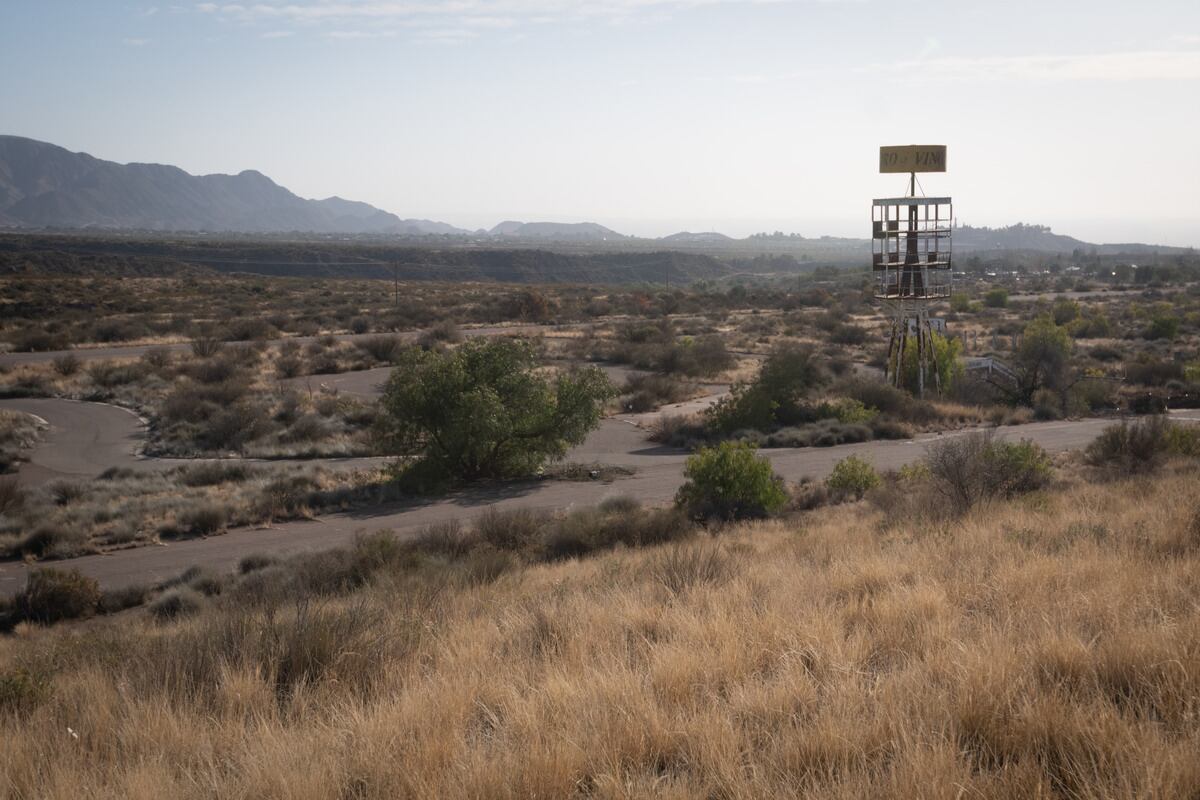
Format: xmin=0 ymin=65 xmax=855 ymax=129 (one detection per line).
xmin=872 ymin=145 xmax=952 ymax=397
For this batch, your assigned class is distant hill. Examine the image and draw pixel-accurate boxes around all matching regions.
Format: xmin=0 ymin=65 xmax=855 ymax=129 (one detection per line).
xmin=954 ymin=223 xmax=1086 ymax=253
xmin=489 ymin=220 xmax=626 ymax=241
xmin=662 ymin=231 xmax=734 ymax=243
xmin=0 ymin=136 xmax=469 ymax=235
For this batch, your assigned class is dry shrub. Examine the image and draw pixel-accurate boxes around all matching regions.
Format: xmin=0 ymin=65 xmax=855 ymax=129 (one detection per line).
xmin=649 ymin=540 xmax=736 ymax=595
xmin=179 ymin=503 xmax=228 ymax=536
xmin=925 ymin=431 xmax=1052 ymax=514
xmin=149 ymin=587 xmax=205 ymax=621
xmin=475 ymin=506 xmax=548 ymax=551
xmin=51 ymin=353 xmax=81 ymax=376
xmin=356 ymin=335 xmax=405 ymax=364
xmin=14 ymin=568 xmax=100 ymax=624
xmin=0 ymin=477 xmax=24 ymax=515
xmin=414 ymin=519 xmax=477 ymax=559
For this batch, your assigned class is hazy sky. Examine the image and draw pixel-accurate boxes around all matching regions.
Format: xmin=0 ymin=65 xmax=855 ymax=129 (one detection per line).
xmin=3 ymin=1 xmax=1199 ymax=245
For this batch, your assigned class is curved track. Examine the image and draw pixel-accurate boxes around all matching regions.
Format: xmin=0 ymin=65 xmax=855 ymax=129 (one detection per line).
xmin=4 ymin=387 xmax=1192 ymax=591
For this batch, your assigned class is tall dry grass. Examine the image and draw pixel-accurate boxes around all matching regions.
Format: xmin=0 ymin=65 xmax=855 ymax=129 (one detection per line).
xmin=2 ymin=466 xmax=1200 ymax=798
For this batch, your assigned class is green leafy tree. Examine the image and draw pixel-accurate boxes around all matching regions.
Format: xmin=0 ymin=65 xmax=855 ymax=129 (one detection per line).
xmin=984 ymin=288 xmax=1009 ymax=308
xmin=378 ymin=339 xmax=614 ymax=484
xmin=1144 ymin=314 xmax=1180 ymax=341
xmin=1052 ymin=298 xmax=1080 ymax=325
xmin=1005 ymin=314 xmax=1073 ymax=407
xmin=707 ymin=342 xmax=825 ymax=433
xmin=900 ymin=331 xmax=964 ymax=395
xmin=675 ymin=441 xmax=788 ymax=521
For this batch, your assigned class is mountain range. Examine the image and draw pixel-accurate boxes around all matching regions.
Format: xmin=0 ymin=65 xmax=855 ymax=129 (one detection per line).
xmin=0 ymin=136 xmax=1189 ymax=253
xmin=0 ymin=136 xmax=462 ymax=236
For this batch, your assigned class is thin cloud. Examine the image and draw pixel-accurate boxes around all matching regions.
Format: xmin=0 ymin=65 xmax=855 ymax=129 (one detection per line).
xmin=193 ymin=0 xmax=803 ymax=37
xmin=261 ymin=29 xmax=295 ymax=38
xmin=325 ymin=29 xmax=399 ymax=39
xmin=122 ymin=37 xmax=152 ymax=46
xmin=874 ymin=49 xmax=1200 ymax=82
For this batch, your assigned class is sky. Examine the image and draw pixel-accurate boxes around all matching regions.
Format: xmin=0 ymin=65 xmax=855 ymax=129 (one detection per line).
xmin=2 ymin=1 xmax=1199 ymax=246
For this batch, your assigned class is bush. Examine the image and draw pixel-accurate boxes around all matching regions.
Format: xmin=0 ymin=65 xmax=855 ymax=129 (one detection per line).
xmin=707 ymin=342 xmax=825 ymax=433
xmin=98 ymin=584 xmax=150 ymax=614
xmin=1085 ymin=416 xmax=1179 ymax=474
xmin=148 ymin=588 xmax=204 ymax=622
xmin=826 ymin=455 xmax=880 ymax=499
xmin=14 ymin=568 xmax=101 ymax=624
xmin=925 ymin=432 xmax=1052 ymax=513
xmin=417 ymin=320 xmax=462 ymax=349
xmin=379 ymin=338 xmax=614 ymax=482
xmin=190 ymin=335 xmax=225 ymax=359
xmin=179 ymin=503 xmax=227 ymax=536
xmin=650 ymin=542 xmax=735 ymax=595
xmin=414 ymin=519 xmax=477 ymax=559
xmin=621 ymin=373 xmax=695 ymax=412
xmin=0 ymin=477 xmax=24 ymax=515
xmin=87 ymin=361 xmax=146 ymax=388
xmin=238 ymin=554 xmax=278 ymax=574
xmin=51 ymin=353 xmax=81 ymax=376
xmin=984 ymin=288 xmax=1008 ymax=308
xmin=15 ymin=524 xmax=88 ymax=559
xmin=475 ymin=506 xmax=547 ymax=551
xmin=176 ymin=461 xmax=257 ymax=487
xmin=356 ymin=335 xmax=405 ymax=364
xmin=675 ymin=441 xmax=788 ymax=521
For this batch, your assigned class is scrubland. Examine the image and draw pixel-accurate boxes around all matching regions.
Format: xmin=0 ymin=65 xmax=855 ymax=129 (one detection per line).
xmin=2 ymin=460 xmax=1198 ymax=798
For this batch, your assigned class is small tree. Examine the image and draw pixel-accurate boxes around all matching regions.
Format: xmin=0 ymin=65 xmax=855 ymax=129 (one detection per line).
xmin=707 ymin=342 xmax=825 ymax=433
xmin=984 ymin=288 xmax=1009 ymax=308
xmin=675 ymin=441 xmax=788 ymax=521
xmin=826 ymin=455 xmax=880 ymax=500
xmin=988 ymin=314 xmax=1075 ymax=408
xmin=900 ymin=331 xmax=964 ymax=395
xmin=378 ymin=338 xmax=614 ymax=485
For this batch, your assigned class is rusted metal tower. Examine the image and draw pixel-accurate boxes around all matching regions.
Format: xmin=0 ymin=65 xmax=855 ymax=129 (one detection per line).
xmin=872 ymin=145 xmax=952 ymax=397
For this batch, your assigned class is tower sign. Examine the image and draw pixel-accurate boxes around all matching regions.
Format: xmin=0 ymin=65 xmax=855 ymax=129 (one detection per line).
xmin=872 ymin=145 xmax=952 ymax=397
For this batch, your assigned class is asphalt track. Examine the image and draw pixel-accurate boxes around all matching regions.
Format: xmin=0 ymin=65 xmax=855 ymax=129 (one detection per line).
xmin=5 ymin=384 xmax=1192 ymax=591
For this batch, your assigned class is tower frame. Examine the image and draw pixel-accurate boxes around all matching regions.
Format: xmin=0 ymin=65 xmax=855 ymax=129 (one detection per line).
xmin=872 ymin=167 xmax=952 ymax=397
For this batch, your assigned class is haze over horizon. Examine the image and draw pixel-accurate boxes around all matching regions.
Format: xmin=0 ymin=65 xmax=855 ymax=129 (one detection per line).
xmin=2 ymin=1 xmax=1198 ymax=246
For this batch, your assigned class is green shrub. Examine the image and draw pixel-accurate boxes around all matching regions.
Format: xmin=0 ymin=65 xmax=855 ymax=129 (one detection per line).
xmin=15 ymin=568 xmax=101 ymax=624
xmin=675 ymin=441 xmax=788 ymax=521
xmin=707 ymin=342 xmax=825 ymax=433
xmin=984 ymin=288 xmax=1008 ymax=308
xmin=1143 ymin=315 xmax=1180 ymax=341
xmin=379 ymin=338 xmax=614 ymax=482
xmin=826 ymin=455 xmax=881 ymax=499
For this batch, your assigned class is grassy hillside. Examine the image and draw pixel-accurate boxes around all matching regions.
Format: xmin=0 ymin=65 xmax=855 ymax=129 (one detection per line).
xmin=2 ymin=462 xmax=1198 ymax=798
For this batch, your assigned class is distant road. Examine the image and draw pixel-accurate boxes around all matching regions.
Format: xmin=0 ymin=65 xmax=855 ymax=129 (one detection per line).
xmin=5 ymin=408 xmax=1196 ymax=593
xmin=1007 ymin=287 xmax=1159 ymax=302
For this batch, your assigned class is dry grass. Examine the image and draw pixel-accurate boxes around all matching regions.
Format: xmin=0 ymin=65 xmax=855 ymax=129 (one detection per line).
xmin=2 ymin=466 xmax=1200 ymax=797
